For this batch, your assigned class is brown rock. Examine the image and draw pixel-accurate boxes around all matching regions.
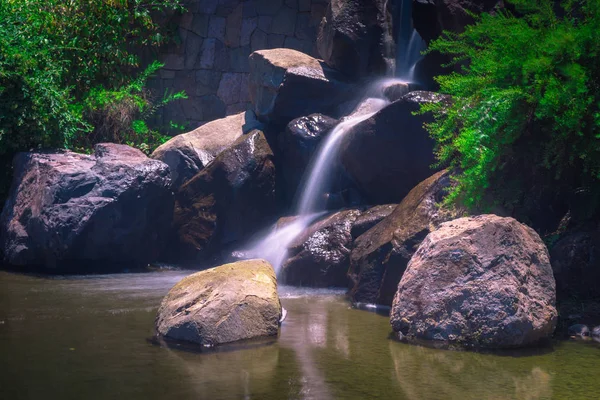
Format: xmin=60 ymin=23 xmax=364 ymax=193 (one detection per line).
xmin=155 ymin=259 xmax=282 ymax=346
xmin=391 ymin=215 xmax=558 ymax=349
xmin=349 ymin=170 xmax=452 ymax=305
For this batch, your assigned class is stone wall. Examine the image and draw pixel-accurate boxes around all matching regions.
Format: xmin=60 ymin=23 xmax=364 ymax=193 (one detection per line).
xmin=149 ymin=0 xmax=330 ymax=129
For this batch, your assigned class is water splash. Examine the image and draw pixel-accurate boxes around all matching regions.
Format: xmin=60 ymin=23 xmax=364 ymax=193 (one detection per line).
xmin=395 ymin=0 xmax=426 ymax=81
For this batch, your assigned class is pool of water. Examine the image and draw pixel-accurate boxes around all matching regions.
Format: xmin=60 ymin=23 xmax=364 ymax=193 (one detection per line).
xmin=1 ymin=270 xmax=599 ymax=400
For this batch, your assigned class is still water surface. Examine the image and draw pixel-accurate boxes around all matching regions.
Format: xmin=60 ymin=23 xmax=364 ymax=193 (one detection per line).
xmin=0 ymin=270 xmax=599 ymax=400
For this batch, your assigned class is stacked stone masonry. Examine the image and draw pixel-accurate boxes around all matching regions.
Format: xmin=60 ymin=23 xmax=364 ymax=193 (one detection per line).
xmin=150 ymin=0 xmax=330 ymax=129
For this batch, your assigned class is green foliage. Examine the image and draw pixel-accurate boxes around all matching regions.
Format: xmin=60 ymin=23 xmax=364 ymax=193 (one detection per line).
xmin=421 ymin=0 xmax=600 ymax=210
xmin=0 ymin=0 xmax=185 ymax=199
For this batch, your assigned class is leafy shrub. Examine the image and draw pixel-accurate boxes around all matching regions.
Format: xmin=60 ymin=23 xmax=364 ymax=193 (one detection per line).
xmin=0 ymin=0 xmax=185 ymax=200
xmin=421 ymin=0 xmax=600 ymax=214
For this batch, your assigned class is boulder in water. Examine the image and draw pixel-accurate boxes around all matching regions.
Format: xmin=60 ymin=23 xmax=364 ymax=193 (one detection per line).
xmin=173 ymin=130 xmax=276 ymax=261
xmin=350 ymin=204 xmax=396 ymax=239
xmin=248 ymin=48 xmax=356 ymax=125
xmin=391 ymin=215 xmax=558 ymax=349
xmin=349 ymin=170 xmax=452 ymax=306
xmin=281 ymin=209 xmax=361 ymax=287
xmin=155 ymin=259 xmax=282 ymax=346
xmin=0 ymin=144 xmax=173 ymax=270
xmin=317 ymin=0 xmax=393 ymax=79
xmin=340 ymin=91 xmax=449 ymax=205
xmin=152 ymin=111 xmax=263 ymax=188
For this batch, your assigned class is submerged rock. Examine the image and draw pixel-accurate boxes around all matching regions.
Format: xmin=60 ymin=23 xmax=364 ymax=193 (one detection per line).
xmin=173 ymin=130 xmax=276 ymax=260
xmin=279 ymin=114 xmax=338 ymax=202
xmin=567 ymin=324 xmax=590 ymax=338
xmin=340 ymin=91 xmax=448 ymax=204
xmin=0 ymin=144 xmax=173 ymax=270
xmin=281 ymin=209 xmax=361 ymax=287
xmin=152 ymin=111 xmax=263 ymax=188
xmin=248 ymin=48 xmax=355 ymax=125
xmin=317 ymin=0 xmax=393 ymax=79
xmin=349 ymin=170 xmax=452 ymax=306
xmin=391 ymin=215 xmax=558 ymax=349
xmin=155 ymin=259 xmax=282 ymax=346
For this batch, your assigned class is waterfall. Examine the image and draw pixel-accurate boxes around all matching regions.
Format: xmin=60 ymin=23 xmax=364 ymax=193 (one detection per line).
xmin=395 ymin=0 xmax=426 ymax=81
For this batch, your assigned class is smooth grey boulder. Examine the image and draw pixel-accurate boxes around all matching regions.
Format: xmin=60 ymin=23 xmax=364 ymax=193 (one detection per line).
xmin=0 ymin=144 xmax=173 ymax=270
xmin=340 ymin=91 xmax=448 ymax=205
xmin=391 ymin=215 xmax=558 ymax=349
xmin=317 ymin=0 xmax=393 ymax=79
xmin=248 ymin=48 xmax=355 ymax=125
xmin=152 ymin=111 xmax=263 ymax=188
xmin=349 ymin=170 xmax=452 ymax=306
xmin=173 ymin=130 xmax=276 ymax=260
xmin=155 ymin=259 xmax=282 ymax=346
xmin=281 ymin=209 xmax=361 ymax=287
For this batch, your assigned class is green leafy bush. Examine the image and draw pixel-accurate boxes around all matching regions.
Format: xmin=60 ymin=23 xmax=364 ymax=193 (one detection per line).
xmin=0 ymin=0 xmax=185 ymax=199
xmin=421 ymin=0 xmax=600 ymax=214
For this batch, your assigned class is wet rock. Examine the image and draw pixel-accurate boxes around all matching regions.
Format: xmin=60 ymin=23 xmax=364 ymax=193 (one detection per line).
xmin=317 ymin=0 xmax=393 ymax=79
xmin=349 ymin=170 xmax=452 ymax=306
xmin=155 ymin=259 xmax=282 ymax=346
xmin=278 ymin=114 xmax=338 ymax=201
xmin=152 ymin=111 xmax=263 ymax=189
xmin=550 ymin=230 xmax=600 ymax=300
xmin=350 ymin=204 xmax=396 ymax=239
xmin=173 ymin=130 xmax=276 ymax=260
xmin=391 ymin=215 xmax=558 ymax=349
xmin=248 ymin=48 xmax=356 ymax=125
xmin=413 ymin=0 xmax=503 ymax=44
xmin=567 ymin=324 xmax=590 ymax=338
xmin=340 ymin=91 xmax=448 ymax=205
xmin=281 ymin=209 xmax=361 ymax=287
xmin=0 ymin=144 xmax=173 ymax=270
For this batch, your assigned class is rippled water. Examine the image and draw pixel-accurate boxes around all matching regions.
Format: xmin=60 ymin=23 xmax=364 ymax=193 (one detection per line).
xmin=1 ymin=270 xmax=599 ymax=400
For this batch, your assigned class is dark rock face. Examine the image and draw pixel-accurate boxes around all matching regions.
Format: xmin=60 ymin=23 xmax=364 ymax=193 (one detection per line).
xmin=567 ymin=324 xmax=590 ymax=338
xmin=248 ymin=48 xmax=356 ymax=125
xmin=340 ymin=91 xmax=448 ymax=205
xmin=413 ymin=0 xmax=503 ymax=44
xmin=155 ymin=259 xmax=282 ymax=346
xmin=0 ymin=144 xmax=173 ymax=270
xmin=281 ymin=209 xmax=361 ymax=287
xmin=550 ymin=230 xmax=600 ymax=300
xmin=350 ymin=204 xmax=396 ymax=239
xmin=152 ymin=111 xmax=263 ymax=189
xmin=349 ymin=170 xmax=451 ymax=306
xmin=317 ymin=0 xmax=393 ymax=79
xmin=279 ymin=114 xmax=338 ymax=202
xmin=173 ymin=130 xmax=276 ymax=260
xmin=391 ymin=215 xmax=558 ymax=349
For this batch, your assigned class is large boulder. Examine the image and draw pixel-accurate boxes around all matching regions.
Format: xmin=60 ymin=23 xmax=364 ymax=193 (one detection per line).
xmin=550 ymin=229 xmax=600 ymax=300
xmin=248 ymin=49 xmax=356 ymax=125
xmin=340 ymin=91 xmax=448 ymax=205
xmin=151 ymin=111 xmax=263 ymax=188
xmin=317 ymin=0 xmax=393 ymax=79
xmin=413 ymin=0 xmax=504 ymax=44
xmin=350 ymin=204 xmax=396 ymax=239
xmin=349 ymin=170 xmax=452 ymax=306
xmin=281 ymin=209 xmax=361 ymax=287
xmin=155 ymin=259 xmax=282 ymax=346
xmin=278 ymin=114 xmax=339 ymax=202
xmin=0 ymin=144 xmax=173 ymax=270
xmin=391 ymin=215 xmax=558 ymax=349
xmin=173 ymin=130 xmax=276 ymax=260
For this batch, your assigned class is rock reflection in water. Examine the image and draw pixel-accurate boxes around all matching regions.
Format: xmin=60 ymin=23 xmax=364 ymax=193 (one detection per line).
xmin=389 ymin=342 xmax=552 ymax=400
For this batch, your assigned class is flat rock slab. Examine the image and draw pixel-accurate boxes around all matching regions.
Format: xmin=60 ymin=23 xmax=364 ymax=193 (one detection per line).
xmin=155 ymin=259 xmax=282 ymax=346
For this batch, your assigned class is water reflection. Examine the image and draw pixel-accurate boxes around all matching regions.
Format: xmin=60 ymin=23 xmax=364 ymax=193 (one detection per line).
xmin=389 ymin=342 xmax=553 ymax=400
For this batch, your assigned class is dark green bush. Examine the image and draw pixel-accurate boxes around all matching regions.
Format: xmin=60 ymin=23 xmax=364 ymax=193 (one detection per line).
xmin=0 ymin=0 xmax=185 ymax=200
xmin=421 ymin=0 xmax=600 ymax=218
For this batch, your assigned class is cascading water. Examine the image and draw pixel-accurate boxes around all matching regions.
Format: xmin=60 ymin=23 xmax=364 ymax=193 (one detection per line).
xmin=242 ymin=0 xmax=427 ymax=276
